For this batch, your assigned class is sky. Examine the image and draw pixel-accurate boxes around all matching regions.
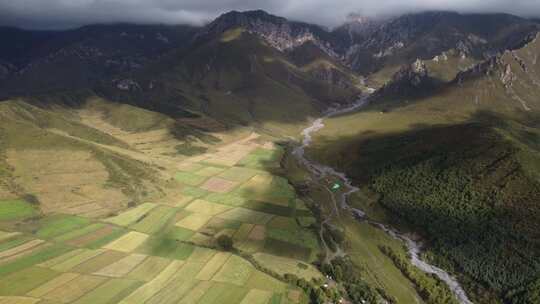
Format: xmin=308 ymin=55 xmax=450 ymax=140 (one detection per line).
xmin=1 ymin=0 xmax=539 ymax=30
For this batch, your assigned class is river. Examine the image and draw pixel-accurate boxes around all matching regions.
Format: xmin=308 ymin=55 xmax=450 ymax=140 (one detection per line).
xmin=292 ymin=93 xmax=473 ymax=304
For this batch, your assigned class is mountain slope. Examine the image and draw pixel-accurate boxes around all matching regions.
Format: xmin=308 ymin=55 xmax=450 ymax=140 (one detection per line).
xmin=307 ymin=31 xmax=540 ymax=304
xmin=0 ymin=24 xmax=198 ymax=97
xmin=96 ymin=27 xmax=361 ymax=137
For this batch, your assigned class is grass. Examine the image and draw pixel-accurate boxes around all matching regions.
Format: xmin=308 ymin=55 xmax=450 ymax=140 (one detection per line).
xmin=93 ymin=253 xmax=147 ymax=277
xmin=197 ymin=282 xmax=248 ymax=304
xmin=233 ymin=175 xmax=295 ymax=206
xmin=239 ymin=289 xmax=273 ymax=304
xmin=50 ymin=249 xmax=105 ymax=271
xmin=245 ymin=270 xmax=288 ymax=293
xmin=0 ymin=199 xmax=38 ymax=221
xmin=103 ymin=231 xmax=148 ymax=252
xmin=238 ymin=148 xmax=283 ymax=170
xmin=266 ymin=227 xmax=319 ymax=250
xmin=344 ymin=217 xmax=425 ymax=303
xmin=54 ymin=223 xmax=105 ymax=242
xmin=0 ymin=244 xmax=70 ymax=276
xmin=118 ymin=261 xmax=185 ymax=304
xmin=196 ymin=252 xmax=231 ymax=280
xmin=175 ymin=172 xmax=208 ymax=186
xmin=72 ymin=278 xmax=143 ymax=304
xmin=196 ymin=166 xmax=227 ymax=177
xmin=71 ymin=250 xmax=126 ymax=274
xmin=253 ymin=253 xmax=322 ymax=281
xmin=86 ymin=227 xmax=126 ymax=249
xmin=42 ymin=275 xmax=107 ymax=303
xmin=217 ymin=208 xmax=274 ymax=225
xmin=263 ymin=238 xmax=312 ymax=261
xmin=0 ymin=235 xmax=33 ymax=252
xmin=146 ymin=278 xmax=199 ymax=304
xmin=27 ymin=272 xmax=80 ymax=298
xmin=217 ymin=167 xmax=261 ymax=182
xmin=175 ymin=213 xmax=212 ymax=231
xmin=185 ymin=199 xmax=232 ymax=216
xmin=0 ymin=266 xmax=59 ymax=296
xmin=136 ymin=235 xmax=194 ymax=260
xmin=181 ymin=186 xmax=211 ymax=198
xmin=127 ymin=256 xmax=171 ymax=281
xmin=129 ymin=205 xmax=176 ymax=234
xmin=35 ymin=215 xmax=90 ymax=239
xmin=165 ymin=226 xmax=195 ymax=241
xmin=105 ymin=203 xmax=157 ymax=227
xmin=211 ymin=255 xmax=254 ymax=286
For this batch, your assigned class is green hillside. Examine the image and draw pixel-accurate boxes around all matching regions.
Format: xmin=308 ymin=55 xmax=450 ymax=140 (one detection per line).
xmin=307 ymin=33 xmax=540 ymax=303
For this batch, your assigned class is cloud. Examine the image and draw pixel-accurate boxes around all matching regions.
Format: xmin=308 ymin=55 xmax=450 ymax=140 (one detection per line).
xmin=0 ymin=0 xmax=539 ymax=29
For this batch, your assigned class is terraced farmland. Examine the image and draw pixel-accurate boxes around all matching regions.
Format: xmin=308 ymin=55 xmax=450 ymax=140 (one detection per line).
xmin=0 ymin=134 xmax=321 ymax=303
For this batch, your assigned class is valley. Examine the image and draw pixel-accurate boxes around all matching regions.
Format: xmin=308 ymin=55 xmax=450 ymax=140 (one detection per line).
xmin=1 ymin=7 xmax=540 ymax=304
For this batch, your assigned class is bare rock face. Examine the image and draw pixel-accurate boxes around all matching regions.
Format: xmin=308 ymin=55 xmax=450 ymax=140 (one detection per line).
xmin=393 ymin=59 xmax=429 ymax=87
xmin=199 ymin=10 xmax=340 ymax=58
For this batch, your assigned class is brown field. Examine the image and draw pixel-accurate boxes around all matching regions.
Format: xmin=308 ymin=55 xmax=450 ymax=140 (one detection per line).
xmin=127 ymin=256 xmax=171 ymax=282
xmin=71 ymin=250 xmax=126 ymax=274
xmin=27 ymin=273 xmax=80 ymax=298
xmin=6 ymin=150 xmax=127 ymax=216
xmin=200 ymin=177 xmax=239 ymax=193
xmin=248 ymin=225 xmax=266 ymax=241
xmin=66 ymin=225 xmax=115 ymax=247
xmin=42 ymin=275 xmax=107 ymax=303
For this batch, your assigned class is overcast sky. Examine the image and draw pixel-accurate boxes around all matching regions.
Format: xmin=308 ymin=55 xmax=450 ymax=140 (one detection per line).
xmin=1 ymin=0 xmax=540 ymax=30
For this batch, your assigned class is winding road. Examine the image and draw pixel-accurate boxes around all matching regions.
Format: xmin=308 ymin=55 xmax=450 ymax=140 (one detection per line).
xmin=292 ymin=93 xmax=474 ymax=304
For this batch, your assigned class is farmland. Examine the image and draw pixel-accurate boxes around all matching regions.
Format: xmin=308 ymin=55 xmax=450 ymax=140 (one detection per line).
xmin=0 ymin=132 xmax=320 ymax=304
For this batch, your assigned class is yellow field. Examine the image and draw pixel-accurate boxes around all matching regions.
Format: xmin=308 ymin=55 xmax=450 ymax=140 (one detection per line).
xmin=177 ymin=281 xmax=214 ymax=304
xmin=0 ymin=296 xmax=40 ymax=304
xmin=27 ymin=273 xmax=80 ymax=298
xmin=103 ymin=232 xmax=148 ymax=252
xmin=105 ymin=203 xmax=157 ymax=227
xmin=41 ymin=275 xmax=106 ymax=303
xmin=94 ymin=254 xmax=147 ymax=277
xmin=127 ymin=256 xmax=171 ymax=282
xmin=239 ymin=289 xmax=273 ymax=304
xmin=175 ymin=213 xmax=213 ymax=231
xmin=119 ymin=260 xmax=184 ymax=304
xmin=195 ymin=252 xmax=231 ymax=281
xmin=211 ymin=255 xmax=254 ymax=286
xmin=50 ymin=249 xmax=105 ymax=272
xmin=184 ymin=199 xmax=232 ymax=216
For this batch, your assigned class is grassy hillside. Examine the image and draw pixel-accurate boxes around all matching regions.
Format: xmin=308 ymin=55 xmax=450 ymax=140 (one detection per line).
xmin=97 ymin=28 xmax=361 ymax=138
xmin=307 ymin=33 xmax=540 ymax=303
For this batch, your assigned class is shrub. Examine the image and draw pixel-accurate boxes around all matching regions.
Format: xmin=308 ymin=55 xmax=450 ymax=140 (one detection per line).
xmin=217 ymin=234 xmax=233 ymax=251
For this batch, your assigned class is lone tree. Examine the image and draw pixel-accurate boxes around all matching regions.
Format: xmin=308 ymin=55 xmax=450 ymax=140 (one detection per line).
xmin=217 ymin=234 xmax=233 ymax=251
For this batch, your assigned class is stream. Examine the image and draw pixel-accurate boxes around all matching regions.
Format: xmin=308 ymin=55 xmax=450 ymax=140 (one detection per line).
xmin=292 ymin=93 xmax=473 ymax=304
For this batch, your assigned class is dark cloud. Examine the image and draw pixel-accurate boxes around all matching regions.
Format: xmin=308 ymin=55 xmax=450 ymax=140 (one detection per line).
xmin=1 ymin=0 xmax=539 ymax=30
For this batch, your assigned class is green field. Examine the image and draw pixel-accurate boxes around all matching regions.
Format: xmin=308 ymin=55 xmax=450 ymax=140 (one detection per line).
xmin=0 ymin=200 xmax=38 ymax=221
xmin=0 ymin=134 xmax=320 ymax=304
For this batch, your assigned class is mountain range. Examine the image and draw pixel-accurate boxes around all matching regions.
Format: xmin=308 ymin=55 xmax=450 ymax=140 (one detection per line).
xmin=1 ymin=9 xmax=540 ymax=304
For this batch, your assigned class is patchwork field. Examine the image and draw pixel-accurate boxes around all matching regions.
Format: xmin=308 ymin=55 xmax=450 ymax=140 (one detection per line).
xmin=0 ymin=133 xmax=319 ymax=303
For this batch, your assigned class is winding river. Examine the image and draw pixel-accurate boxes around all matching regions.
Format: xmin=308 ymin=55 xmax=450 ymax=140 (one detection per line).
xmin=292 ymin=93 xmax=473 ymax=304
